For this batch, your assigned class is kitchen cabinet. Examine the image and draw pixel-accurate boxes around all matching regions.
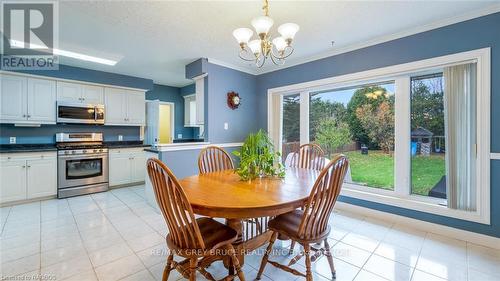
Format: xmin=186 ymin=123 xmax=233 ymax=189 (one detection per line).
xmin=183 ymin=94 xmax=197 ymax=127
xmin=195 ymin=77 xmax=205 ymax=125
xmin=0 ymin=152 xmax=57 ymax=204
xmin=105 ymin=88 xmax=145 ymax=126
xmin=0 ymin=74 xmax=56 ymax=124
xmin=57 ymin=81 xmax=104 ymax=104
xmin=109 ymin=148 xmax=146 ymax=186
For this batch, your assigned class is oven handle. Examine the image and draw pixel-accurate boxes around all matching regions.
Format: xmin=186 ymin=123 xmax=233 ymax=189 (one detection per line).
xmin=58 ymin=153 xmax=108 ymax=159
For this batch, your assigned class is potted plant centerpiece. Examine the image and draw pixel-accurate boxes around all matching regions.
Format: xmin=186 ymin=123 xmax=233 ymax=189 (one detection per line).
xmin=233 ymin=130 xmax=285 ymax=181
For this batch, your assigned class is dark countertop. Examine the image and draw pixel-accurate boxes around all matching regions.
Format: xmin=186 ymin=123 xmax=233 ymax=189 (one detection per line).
xmin=0 ymin=141 xmax=151 ymax=153
xmin=0 ymin=144 xmax=57 ymax=153
xmin=104 ymin=141 xmax=150 ymax=149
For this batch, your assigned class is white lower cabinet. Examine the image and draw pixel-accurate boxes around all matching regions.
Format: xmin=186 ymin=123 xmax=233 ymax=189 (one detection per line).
xmin=109 ymin=148 xmax=146 ymax=186
xmin=0 ymin=152 xmax=57 ymax=204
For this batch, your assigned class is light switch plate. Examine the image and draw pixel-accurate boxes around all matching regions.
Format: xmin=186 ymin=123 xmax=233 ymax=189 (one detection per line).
xmin=9 ymin=137 xmax=16 ymax=144
xmin=118 ymin=135 xmax=123 ymax=141
xmin=224 ymin=122 xmax=229 ymax=130
xmin=177 ymin=134 xmax=182 ymax=139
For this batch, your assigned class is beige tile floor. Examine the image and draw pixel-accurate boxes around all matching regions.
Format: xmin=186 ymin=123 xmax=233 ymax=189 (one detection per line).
xmin=1 ymin=185 xmax=499 ymax=281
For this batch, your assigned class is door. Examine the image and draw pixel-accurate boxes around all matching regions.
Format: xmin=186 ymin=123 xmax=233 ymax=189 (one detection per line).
xmin=57 ymin=82 xmax=82 ymax=102
xmin=26 ymin=158 xmax=57 ymax=198
xmin=126 ymin=91 xmax=146 ymax=125
xmin=104 ymin=88 xmax=128 ymax=125
xmin=0 ymin=160 xmax=27 ymax=203
xmin=27 ymin=78 xmax=56 ymax=123
xmin=131 ymin=152 xmax=146 ymax=183
xmin=0 ymin=74 xmax=27 ymax=122
xmin=82 ymin=85 xmax=104 ymax=104
xmin=158 ymin=104 xmax=172 ymax=143
xmin=109 ymin=151 xmax=131 ymax=186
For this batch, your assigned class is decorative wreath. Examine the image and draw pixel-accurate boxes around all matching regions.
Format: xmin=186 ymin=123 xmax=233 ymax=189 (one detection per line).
xmin=227 ymin=91 xmax=241 ymax=110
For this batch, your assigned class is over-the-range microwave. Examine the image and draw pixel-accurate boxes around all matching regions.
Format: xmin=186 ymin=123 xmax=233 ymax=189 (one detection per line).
xmin=57 ymin=102 xmax=105 ymax=124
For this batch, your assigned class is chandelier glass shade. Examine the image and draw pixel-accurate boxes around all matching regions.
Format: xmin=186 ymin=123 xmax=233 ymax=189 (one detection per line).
xmin=233 ymin=0 xmax=299 ymax=67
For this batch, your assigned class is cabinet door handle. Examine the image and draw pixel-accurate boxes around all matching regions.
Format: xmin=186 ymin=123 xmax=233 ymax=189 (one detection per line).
xmin=22 ymin=114 xmax=26 ymax=118
xmin=27 ymin=165 xmax=31 ymax=168
xmin=22 ymin=165 xmax=26 ymax=168
xmin=27 ymin=114 xmax=31 ymax=118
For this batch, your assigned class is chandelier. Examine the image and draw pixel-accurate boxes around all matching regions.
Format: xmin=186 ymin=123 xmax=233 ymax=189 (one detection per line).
xmin=232 ymin=0 xmax=299 ymax=68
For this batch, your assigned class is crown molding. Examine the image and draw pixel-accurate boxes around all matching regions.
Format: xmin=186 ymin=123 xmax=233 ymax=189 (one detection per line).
xmin=206 ymin=57 xmax=257 ymax=75
xmin=211 ymin=3 xmax=500 ymax=76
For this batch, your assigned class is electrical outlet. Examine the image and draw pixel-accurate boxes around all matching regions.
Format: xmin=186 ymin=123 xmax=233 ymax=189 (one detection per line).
xmin=224 ymin=122 xmax=229 ymax=130
xmin=9 ymin=137 xmax=16 ymax=144
xmin=118 ymin=135 xmax=123 ymax=141
xmin=177 ymin=134 xmax=182 ymax=139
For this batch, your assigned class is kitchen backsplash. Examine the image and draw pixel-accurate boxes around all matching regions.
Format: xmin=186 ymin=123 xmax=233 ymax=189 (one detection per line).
xmin=0 ymin=124 xmax=141 ymax=144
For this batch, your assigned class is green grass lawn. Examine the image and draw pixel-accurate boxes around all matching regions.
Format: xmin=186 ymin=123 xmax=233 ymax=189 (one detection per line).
xmin=343 ymin=151 xmax=445 ymax=196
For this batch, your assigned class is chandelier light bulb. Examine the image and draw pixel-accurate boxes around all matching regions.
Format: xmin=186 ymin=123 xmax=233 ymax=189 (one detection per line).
xmin=233 ymin=28 xmax=254 ymax=45
xmin=248 ymin=39 xmax=262 ymax=55
xmin=251 ymin=16 xmax=274 ymax=36
xmin=272 ymin=37 xmax=287 ymax=52
xmin=278 ymin=23 xmax=300 ymax=41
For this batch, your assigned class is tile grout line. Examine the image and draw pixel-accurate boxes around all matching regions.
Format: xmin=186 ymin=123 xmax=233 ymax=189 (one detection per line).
xmin=63 ymin=197 xmax=100 ymax=281
xmin=0 ymin=206 xmax=12 ymax=236
xmin=38 ymin=201 xmax=42 ymax=278
xmin=93 ymin=187 xmax=160 ymax=281
xmin=410 ymin=231 xmax=429 ymax=280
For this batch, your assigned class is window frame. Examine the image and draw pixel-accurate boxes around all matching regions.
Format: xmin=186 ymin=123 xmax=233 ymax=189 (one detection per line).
xmin=268 ymin=48 xmax=491 ymax=225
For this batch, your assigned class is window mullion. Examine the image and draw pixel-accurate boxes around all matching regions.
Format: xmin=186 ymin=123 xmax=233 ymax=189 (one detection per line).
xmin=394 ymin=76 xmax=411 ymax=196
xmin=299 ymin=91 xmax=309 ymax=145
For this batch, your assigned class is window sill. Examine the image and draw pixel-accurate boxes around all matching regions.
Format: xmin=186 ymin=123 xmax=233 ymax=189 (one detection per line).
xmin=340 ymin=184 xmax=490 ymax=225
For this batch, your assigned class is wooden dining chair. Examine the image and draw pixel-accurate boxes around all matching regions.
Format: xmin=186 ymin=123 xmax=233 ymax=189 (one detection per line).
xmin=256 ymin=155 xmax=349 ymax=281
xmin=147 ymin=158 xmax=245 ymax=281
xmin=289 ymin=143 xmax=326 ymax=171
xmin=198 ymin=146 xmax=235 ymax=174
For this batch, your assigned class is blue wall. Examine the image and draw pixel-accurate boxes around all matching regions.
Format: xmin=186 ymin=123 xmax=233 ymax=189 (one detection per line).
xmin=254 ymin=12 xmax=500 ymax=238
xmin=0 ymin=60 xmax=153 ymax=90
xmin=205 ymin=63 xmax=259 ymax=143
xmin=0 ymin=62 xmax=154 ymax=144
xmin=0 ymin=124 xmax=140 ymax=144
xmin=145 ymin=84 xmax=198 ymax=140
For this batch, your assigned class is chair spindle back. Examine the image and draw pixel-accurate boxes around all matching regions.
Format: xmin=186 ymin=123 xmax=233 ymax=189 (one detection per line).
xmin=198 ymin=146 xmax=234 ymax=174
xmin=290 ymin=144 xmax=326 ymax=171
xmin=146 ymin=158 xmax=205 ymax=250
xmin=298 ymin=155 xmax=349 ymax=239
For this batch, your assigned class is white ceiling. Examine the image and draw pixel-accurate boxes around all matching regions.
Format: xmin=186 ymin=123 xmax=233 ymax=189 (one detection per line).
xmin=57 ymin=1 xmax=500 ymax=87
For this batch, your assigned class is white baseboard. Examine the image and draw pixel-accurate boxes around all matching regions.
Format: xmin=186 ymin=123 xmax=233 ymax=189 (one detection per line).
xmin=335 ymin=201 xmax=500 ymax=250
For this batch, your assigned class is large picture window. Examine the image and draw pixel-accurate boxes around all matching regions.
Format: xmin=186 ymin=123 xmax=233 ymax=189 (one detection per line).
xmin=268 ymin=48 xmax=490 ymax=224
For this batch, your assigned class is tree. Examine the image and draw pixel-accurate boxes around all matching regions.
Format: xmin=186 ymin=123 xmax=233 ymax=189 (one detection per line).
xmin=315 ymin=117 xmax=352 ymax=158
xmin=410 ymin=77 xmax=444 ymax=136
xmin=346 ymin=86 xmax=389 ymax=147
xmin=282 ymin=95 xmax=300 ymax=143
xmin=310 ymin=98 xmax=347 ymax=140
xmin=356 ymin=101 xmax=395 ymax=153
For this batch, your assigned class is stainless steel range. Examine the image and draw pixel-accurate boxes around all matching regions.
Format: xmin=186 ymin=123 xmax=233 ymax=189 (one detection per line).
xmin=56 ymin=132 xmax=109 ymax=198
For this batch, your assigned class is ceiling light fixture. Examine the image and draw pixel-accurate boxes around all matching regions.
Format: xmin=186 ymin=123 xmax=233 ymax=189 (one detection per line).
xmin=233 ymin=0 xmax=299 ymax=68
xmin=9 ymin=40 xmax=118 ymax=66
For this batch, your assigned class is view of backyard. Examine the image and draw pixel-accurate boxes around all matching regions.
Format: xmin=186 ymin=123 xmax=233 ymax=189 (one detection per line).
xmin=282 ymin=75 xmax=447 ymax=198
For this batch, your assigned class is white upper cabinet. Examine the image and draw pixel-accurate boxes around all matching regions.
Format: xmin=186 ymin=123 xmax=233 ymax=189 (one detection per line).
xmin=82 ymin=85 xmax=104 ymax=104
xmin=0 ymin=74 xmax=27 ymax=121
xmin=57 ymin=81 xmax=104 ymax=104
xmin=105 ymin=87 xmax=145 ymax=126
xmin=27 ymin=78 xmax=56 ymax=123
xmin=0 ymin=74 xmax=56 ymax=124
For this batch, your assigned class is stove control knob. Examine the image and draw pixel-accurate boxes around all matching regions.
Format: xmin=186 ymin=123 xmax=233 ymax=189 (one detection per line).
xmin=64 ymin=151 xmax=69 ymax=155
xmin=71 ymin=151 xmax=76 ymax=154
xmin=82 ymin=150 xmax=87 ymax=153
xmin=99 ymin=149 xmax=103 ymax=152
xmin=93 ymin=149 xmax=98 ymax=153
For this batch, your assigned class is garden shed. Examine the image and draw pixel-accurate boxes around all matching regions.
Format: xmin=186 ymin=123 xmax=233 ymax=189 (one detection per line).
xmin=411 ymin=127 xmax=433 ymax=156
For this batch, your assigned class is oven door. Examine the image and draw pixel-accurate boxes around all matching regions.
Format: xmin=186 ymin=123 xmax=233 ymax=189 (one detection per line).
xmin=57 ymin=103 xmax=105 ymax=124
xmin=58 ymin=153 xmax=109 ymax=189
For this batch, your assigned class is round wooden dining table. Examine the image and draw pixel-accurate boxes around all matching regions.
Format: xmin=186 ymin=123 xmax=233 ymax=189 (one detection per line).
xmin=178 ymin=167 xmax=321 ymax=269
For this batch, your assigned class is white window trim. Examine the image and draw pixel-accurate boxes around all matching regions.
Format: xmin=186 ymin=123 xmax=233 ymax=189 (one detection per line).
xmin=268 ymin=48 xmax=491 ymax=225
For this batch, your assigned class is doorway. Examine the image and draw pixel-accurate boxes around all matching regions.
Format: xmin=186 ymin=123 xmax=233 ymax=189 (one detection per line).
xmin=158 ymin=103 xmax=174 ymax=143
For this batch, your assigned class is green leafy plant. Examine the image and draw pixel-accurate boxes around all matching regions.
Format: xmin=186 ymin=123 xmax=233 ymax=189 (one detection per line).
xmin=233 ymin=129 xmax=285 ymax=181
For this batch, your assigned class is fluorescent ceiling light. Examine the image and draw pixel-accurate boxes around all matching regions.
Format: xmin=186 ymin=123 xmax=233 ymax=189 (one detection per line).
xmin=9 ymin=40 xmax=118 ymax=66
